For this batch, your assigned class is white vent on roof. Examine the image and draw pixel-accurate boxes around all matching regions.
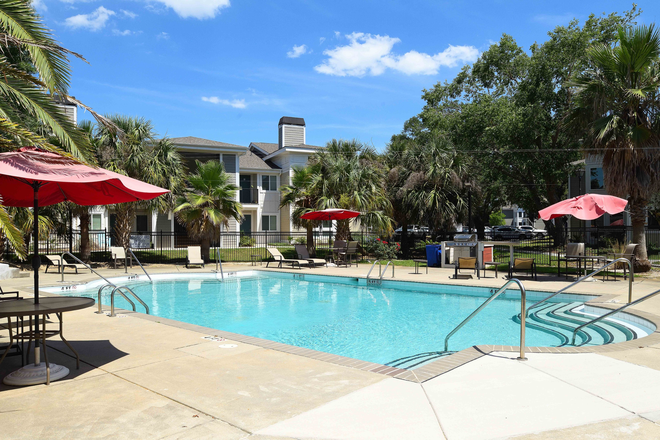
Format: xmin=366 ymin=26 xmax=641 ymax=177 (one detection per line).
xmin=278 ymin=117 xmax=306 ymax=148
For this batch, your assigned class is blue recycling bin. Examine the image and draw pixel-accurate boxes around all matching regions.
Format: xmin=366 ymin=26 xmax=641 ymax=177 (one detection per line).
xmin=426 ymin=244 xmax=442 ymax=267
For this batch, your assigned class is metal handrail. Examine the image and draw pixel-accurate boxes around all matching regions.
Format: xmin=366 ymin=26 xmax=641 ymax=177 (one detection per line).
xmin=380 ymin=261 xmax=394 ymax=279
xmin=366 ymin=260 xmax=381 ymax=279
xmin=214 ymin=247 xmax=224 ymax=280
xmin=61 ymin=252 xmax=114 ymax=285
xmin=527 ymin=258 xmax=633 ymax=317
xmin=444 ymin=278 xmax=527 ymax=360
xmin=96 ymin=283 xmax=119 ymax=314
xmin=127 ymin=248 xmax=152 ymax=283
xmin=571 ymin=287 xmax=660 ymax=345
xmin=110 ymin=285 xmax=149 ymax=317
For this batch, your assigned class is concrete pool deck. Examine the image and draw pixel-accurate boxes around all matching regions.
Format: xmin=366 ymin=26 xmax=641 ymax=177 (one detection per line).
xmin=1 ymin=263 xmax=660 ymax=439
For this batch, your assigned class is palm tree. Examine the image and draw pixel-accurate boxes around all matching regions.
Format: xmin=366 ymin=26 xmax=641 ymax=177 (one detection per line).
xmin=96 ymin=115 xmax=185 ymax=250
xmin=280 ymin=165 xmax=320 ymax=255
xmin=569 ymin=25 xmax=660 ymax=271
xmin=309 ymin=139 xmax=392 ymax=241
xmin=174 ymin=160 xmax=242 ymax=262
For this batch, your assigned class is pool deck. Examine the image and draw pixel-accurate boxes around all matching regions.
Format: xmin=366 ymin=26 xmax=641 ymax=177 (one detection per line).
xmin=1 ymin=263 xmax=660 ymax=439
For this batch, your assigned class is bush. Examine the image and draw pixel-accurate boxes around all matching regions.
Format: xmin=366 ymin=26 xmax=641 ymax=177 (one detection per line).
xmin=293 ymin=236 xmax=306 ymax=245
xmin=239 ymin=236 xmax=256 ymax=247
xmin=364 ymin=238 xmax=400 ymax=260
xmin=489 ymin=211 xmax=506 ymax=226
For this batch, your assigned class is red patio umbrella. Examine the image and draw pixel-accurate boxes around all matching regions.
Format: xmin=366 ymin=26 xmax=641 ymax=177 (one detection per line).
xmin=539 ymin=194 xmax=628 ymax=221
xmin=0 ymin=147 xmax=169 ymax=384
xmin=300 ymin=208 xmax=360 ymax=221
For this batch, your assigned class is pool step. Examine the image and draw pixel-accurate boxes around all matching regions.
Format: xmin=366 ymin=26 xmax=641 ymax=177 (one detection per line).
xmin=384 ymin=350 xmax=455 ymax=369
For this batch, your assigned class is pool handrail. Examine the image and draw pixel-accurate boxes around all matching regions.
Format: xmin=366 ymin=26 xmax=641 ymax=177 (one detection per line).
xmin=380 ymin=261 xmax=394 ymax=279
xmin=61 ymin=251 xmax=114 ymax=285
xmin=96 ymin=283 xmax=119 ymax=314
xmin=366 ymin=260 xmax=381 ymax=279
xmin=444 ymin=278 xmax=527 ymax=360
xmin=214 ymin=247 xmax=224 ymax=280
xmin=526 ymin=258 xmax=633 ymax=317
xmin=570 ymin=287 xmax=660 ymax=345
xmin=126 ymin=248 xmax=152 ymax=283
xmin=110 ymin=285 xmax=149 ymax=316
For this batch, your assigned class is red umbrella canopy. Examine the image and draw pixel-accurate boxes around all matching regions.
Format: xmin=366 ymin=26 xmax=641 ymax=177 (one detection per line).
xmin=301 ymin=209 xmax=360 ymax=221
xmin=539 ymin=194 xmax=628 ymax=221
xmin=0 ymin=147 xmax=169 ymax=207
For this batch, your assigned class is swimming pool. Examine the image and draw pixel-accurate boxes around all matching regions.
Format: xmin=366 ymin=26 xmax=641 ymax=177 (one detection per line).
xmin=47 ymin=271 xmax=654 ymax=367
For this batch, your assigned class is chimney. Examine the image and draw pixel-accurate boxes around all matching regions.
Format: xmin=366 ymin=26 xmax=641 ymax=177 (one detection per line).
xmin=278 ymin=116 xmax=305 ymax=149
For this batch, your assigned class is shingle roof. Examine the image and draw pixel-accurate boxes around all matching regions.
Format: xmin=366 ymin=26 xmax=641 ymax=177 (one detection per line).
xmin=251 ymin=143 xmax=279 ymax=155
xmin=279 ymin=116 xmax=305 ymax=126
xmin=239 ymin=151 xmax=280 ymax=170
xmin=170 ymin=136 xmax=245 ymax=149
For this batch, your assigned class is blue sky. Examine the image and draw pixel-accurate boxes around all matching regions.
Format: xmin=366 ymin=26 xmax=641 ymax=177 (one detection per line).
xmin=35 ymin=0 xmax=660 ymax=150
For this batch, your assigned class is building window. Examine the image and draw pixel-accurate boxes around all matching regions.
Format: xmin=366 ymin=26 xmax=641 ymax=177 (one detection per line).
xmin=262 ymin=215 xmax=277 ymax=231
xmin=590 ymin=168 xmax=604 ymax=190
xmin=91 ymin=214 xmax=102 ymax=230
xmin=262 ymin=175 xmax=277 ymax=191
xmin=136 ymin=215 xmax=148 ymax=232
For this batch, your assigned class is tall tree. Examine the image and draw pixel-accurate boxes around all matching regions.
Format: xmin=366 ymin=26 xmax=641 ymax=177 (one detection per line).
xmin=569 ymin=25 xmax=660 ymax=271
xmin=280 ymin=165 xmax=320 ymax=255
xmin=174 ymin=160 xmax=242 ymax=262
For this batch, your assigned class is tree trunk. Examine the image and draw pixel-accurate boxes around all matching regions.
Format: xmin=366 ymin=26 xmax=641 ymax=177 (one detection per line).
xmin=306 ymin=224 xmax=315 ymax=257
xmin=400 ymin=223 xmax=409 ymax=259
xmin=630 ymin=199 xmax=652 ymax=272
xmin=336 ymin=219 xmax=350 ymax=241
xmin=79 ymin=210 xmax=91 ymax=262
xmin=201 ymin=236 xmax=211 ymax=262
xmin=114 ymin=202 xmax=135 ymax=250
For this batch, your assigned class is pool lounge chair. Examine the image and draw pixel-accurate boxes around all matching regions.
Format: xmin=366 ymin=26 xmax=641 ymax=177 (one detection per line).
xmin=44 ymin=255 xmax=88 ymax=274
xmin=266 ymin=248 xmax=310 ymax=269
xmin=454 ymin=257 xmax=479 ymax=279
xmin=110 ymin=246 xmax=131 ymax=269
xmin=186 ymin=246 xmax=205 ymax=268
xmin=294 ymin=244 xmax=327 ymax=267
xmin=509 ymin=258 xmax=537 ymax=280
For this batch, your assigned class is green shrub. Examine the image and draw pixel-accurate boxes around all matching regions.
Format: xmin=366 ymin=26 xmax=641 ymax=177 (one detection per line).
xmin=364 ymin=238 xmax=400 ymax=260
xmin=239 ymin=236 xmax=256 ymax=247
xmin=489 ymin=211 xmax=506 ymax=226
xmin=293 ymin=236 xmax=307 ymax=245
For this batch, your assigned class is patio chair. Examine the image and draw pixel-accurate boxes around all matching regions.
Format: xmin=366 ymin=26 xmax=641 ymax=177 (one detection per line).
xmin=110 ymin=246 xmax=131 ymax=269
xmin=0 ymin=286 xmax=23 ymax=362
xmin=557 ymin=242 xmax=584 ymax=278
xmin=266 ymin=247 xmax=310 ymax=269
xmin=44 ymin=255 xmax=88 ymax=274
xmin=337 ymin=241 xmax=358 ymax=267
xmin=330 ymin=240 xmax=347 ymax=263
xmin=509 ymin=258 xmax=537 ymax=280
xmin=294 ymin=244 xmax=327 ymax=267
xmin=454 ymin=257 xmax=479 ymax=279
xmin=186 ymin=246 xmax=205 ymax=268
xmin=606 ymin=243 xmax=638 ymax=281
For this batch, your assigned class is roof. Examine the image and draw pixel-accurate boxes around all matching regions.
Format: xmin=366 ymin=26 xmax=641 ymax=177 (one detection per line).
xmin=279 ymin=116 xmax=305 ymax=127
xmin=239 ymin=151 xmax=281 ymax=170
xmin=169 ymin=136 xmax=245 ymax=149
xmin=251 ymin=143 xmax=279 ymax=156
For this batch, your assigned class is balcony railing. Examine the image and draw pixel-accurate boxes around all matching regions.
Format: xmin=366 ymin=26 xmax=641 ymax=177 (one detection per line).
xmin=240 ymin=188 xmax=258 ymax=204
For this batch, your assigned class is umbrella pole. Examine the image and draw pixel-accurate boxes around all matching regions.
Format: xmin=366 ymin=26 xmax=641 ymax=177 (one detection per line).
xmin=32 ymin=184 xmax=41 ymax=366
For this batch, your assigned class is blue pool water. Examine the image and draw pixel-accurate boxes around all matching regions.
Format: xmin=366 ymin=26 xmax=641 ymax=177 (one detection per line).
xmin=53 ymin=271 xmax=629 ymax=366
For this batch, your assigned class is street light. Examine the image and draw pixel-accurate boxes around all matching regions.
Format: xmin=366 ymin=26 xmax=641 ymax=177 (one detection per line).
xmin=465 ymin=182 xmax=472 ymax=233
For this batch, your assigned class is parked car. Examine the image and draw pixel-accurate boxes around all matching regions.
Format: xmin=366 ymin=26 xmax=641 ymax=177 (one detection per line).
xmin=519 ymin=225 xmax=548 ymax=238
xmin=491 ymin=226 xmax=533 ymax=241
xmin=393 ymin=225 xmax=429 ymax=239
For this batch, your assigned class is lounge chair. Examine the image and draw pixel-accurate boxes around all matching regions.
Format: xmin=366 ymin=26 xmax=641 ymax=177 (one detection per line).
xmin=266 ymin=247 xmax=310 ymax=269
xmin=295 ymin=244 xmax=326 ymax=267
xmin=454 ymin=257 xmax=479 ymax=279
xmin=606 ymin=243 xmax=638 ymax=281
xmin=337 ymin=241 xmax=359 ymax=267
xmin=186 ymin=246 xmax=205 ymax=268
xmin=44 ymin=255 xmax=88 ymax=274
xmin=509 ymin=258 xmax=537 ymax=280
xmin=110 ymin=246 xmax=131 ymax=269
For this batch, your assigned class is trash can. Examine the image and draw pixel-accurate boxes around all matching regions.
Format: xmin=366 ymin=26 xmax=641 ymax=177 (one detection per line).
xmin=426 ymin=244 xmax=442 ymax=267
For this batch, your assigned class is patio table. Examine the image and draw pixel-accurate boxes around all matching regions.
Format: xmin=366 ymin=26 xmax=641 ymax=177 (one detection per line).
xmin=0 ymin=296 xmax=95 ymax=385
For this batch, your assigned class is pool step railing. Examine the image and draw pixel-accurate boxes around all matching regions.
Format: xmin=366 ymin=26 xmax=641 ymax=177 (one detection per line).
xmin=444 ymin=278 xmax=527 ymax=360
xmin=526 ymin=258 xmax=633 ymax=317
xmin=385 ymin=350 xmax=455 ymax=369
xmin=126 ymin=248 xmax=152 ymax=283
xmin=110 ymin=285 xmax=149 ymax=316
xmin=61 ymin=252 xmax=115 ymax=285
xmin=214 ymin=247 xmax=224 ymax=280
xmin=571 ymin=286 xmax=660 ymax=345
xmin=366 ymin=260 xmax=394 ymax=281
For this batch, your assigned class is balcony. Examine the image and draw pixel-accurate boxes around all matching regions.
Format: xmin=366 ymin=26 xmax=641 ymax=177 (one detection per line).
xmin=240 ymin=188 xmax=259 ymax=204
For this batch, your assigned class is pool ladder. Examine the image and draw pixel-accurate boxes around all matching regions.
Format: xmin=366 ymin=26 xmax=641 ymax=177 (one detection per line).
xmin=96 ymin=283 xmax=149 ymax=316
xmin=366 ymin=260 xmax=394 ymax=281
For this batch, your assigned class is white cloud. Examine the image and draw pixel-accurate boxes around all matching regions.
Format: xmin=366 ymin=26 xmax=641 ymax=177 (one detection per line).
xmin=287 ymin=44 xmax=308 ymax=58
xmin=201 ymin=96 xmax=246 ymax=109
xmin=64 ymin=6 xmax=115 ymax=31
xmin=157 ymin=31 xmax=169 ymax=40
xmin=315 ymin=32 xmax=479 ymax=77
xmin=334 ymin=31 xmax=341 ymax=38
xmin=112 ymin=29 xmax=137 ymax=36
xmin=150 ymin=0 xmax=230 ymax=19
xmin=121 ymin=9 xmax=137 ymax=18
xmin=319 ymin=37 xmax=326 ymax=44
xmin=32 ymin=0 xmax=47 ymax=11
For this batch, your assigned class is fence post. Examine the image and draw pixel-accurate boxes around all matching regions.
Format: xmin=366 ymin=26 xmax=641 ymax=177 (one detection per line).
xmin=160 ymin=230 xmax=163 ymax=264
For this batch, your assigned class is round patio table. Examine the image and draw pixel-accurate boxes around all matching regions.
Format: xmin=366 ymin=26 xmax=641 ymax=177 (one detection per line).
xmin=0 ymin=296 xmax=95 ymax=386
